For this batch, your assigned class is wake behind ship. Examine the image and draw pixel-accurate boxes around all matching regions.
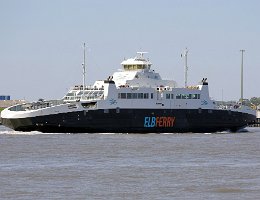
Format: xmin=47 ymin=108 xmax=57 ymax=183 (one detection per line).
xmin=1 ymin=52 xmax=256 ymax=133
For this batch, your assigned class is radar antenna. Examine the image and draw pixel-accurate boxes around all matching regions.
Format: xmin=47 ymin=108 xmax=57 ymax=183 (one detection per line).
xmin=136 ymin=51 xmax=148 ymax=58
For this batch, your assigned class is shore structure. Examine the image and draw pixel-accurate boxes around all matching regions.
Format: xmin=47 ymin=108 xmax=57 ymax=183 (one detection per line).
xmin=1 ymin=52 xmax=256 ymax=133
xmin=252 ymin=109 xmax=260 ymax=127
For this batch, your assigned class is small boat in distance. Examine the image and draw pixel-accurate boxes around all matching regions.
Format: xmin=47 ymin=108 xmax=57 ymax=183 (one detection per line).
xmin=1 ymin=50 xmax=256 ymax=133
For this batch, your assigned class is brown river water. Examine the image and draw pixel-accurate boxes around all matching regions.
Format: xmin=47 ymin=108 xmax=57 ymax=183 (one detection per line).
xmin=0 ymin=125 xmax=260 ymax=200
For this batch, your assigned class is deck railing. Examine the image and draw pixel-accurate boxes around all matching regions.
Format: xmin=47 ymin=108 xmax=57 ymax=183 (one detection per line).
xmin=8 ymin=100 xmax=64 ymax=111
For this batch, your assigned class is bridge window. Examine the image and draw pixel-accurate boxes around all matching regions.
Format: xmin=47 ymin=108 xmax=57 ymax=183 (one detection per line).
xmin=123 ymin=64 xmax=148 ymax=71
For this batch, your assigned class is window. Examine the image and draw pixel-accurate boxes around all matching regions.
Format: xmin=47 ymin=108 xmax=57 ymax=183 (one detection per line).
xmin=166 ymin=94 xmax=171 ymax=99
xmin=66 ymin=92 xmax=75 ymax=96
xmin=118 ymin=93 xmax=150 ymax=100
xmin=127 ymin=93 xmax=132 ymax=99
xmin=176 ymin=94 xmax=181 ymax=99
xmin=182 ymin=94 xmax=187 ymax=99
xmin=121 ymin=93 xmax=126 ymax=99
xmin=138 ymin=93 xmax=143 ymax=99
xmin=133 ymin=93 xmax=138 ymax=99
xmin=175 ymin=93 xmax=201 ymax=100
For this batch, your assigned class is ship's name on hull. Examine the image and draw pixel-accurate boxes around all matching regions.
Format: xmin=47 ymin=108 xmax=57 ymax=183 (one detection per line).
xmin=144 ymin=116 xmax=176 ymax=128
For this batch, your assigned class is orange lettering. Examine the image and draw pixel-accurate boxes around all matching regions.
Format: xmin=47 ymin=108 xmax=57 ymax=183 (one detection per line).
xmin=162 ymin=117 xmax=167 ymax=127
xmin=159 ymin=117 xmax=163 ymax=127
xmin=156 ymin=117 xmax=160 ymax=127
xmin=171 ymin=117 xmax=176 ymax=126
xmin=167 ymin=117 xmax=171 ymax=127
xmin=154 ymin=116 xmax=176 ymax=127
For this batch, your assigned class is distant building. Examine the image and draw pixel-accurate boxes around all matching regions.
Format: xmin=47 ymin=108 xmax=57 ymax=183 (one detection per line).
xmin=0 ymin=95 xmax=10 ymax=100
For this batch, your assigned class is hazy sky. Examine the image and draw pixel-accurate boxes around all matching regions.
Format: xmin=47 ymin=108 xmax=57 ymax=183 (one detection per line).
xmin=1 ymin=0 xmax=260 ymax=101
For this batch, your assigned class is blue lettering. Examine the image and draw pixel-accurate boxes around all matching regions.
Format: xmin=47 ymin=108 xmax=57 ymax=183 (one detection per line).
xmin=144 ymin=117 xmax=150 ymax=127
xmin=151 ymin=117 xmax=156 ymax=127
xmin=144 ymin=117 xmax=156 ymax=127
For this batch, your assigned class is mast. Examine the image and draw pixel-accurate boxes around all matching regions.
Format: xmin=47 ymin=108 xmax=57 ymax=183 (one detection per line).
xmin=182 ymin=48 xmax=189 ymax=87
xmin=240 ymin=49 xmax=245 ymax=105
xmin=82 ymin=43 xmax=86 ymax=96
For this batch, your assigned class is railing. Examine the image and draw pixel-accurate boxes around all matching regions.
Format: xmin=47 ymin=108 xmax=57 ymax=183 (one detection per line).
xmin=63 ymin=89 xmax=104 ymax=102
xmin=64 ymin=95 xmax=104 ymax=102
xmin=70 ymin=85 xmax=104 ymax=91
xmin=8 ymin=100 xmax=64 ymax=111
xmin=217 ymin=104 xmax=242 ymax=110
xmin=217 ymin=103 xmax=256 ymax=116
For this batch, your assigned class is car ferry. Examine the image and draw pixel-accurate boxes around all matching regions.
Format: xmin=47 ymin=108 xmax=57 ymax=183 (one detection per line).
xmin=1 ymin=51 xmax=256 ymax=133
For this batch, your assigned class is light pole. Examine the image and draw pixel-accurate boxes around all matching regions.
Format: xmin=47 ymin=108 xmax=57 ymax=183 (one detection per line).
xmin=240 ymin=49 xmax=245 ymax=105
xmin=183 ymin=48 xmax=189 ymax=88
xmin=82 ymin=43 xmax=86 ymax=97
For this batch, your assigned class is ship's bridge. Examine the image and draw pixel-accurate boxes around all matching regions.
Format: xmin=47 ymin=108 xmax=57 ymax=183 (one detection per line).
xmin=112 ymin=52 xmax=176 ymax=88
xmin=121 ymin=52 xmax=152 ymax=71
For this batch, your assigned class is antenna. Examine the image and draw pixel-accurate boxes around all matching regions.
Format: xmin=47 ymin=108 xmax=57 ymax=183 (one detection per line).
xmin=240 ymin=49 xmax=245 ymax=105
xmin=82 ymin=43 xmax=86 ymax=97
xmin=182 ymin=48 xmax=189 ymax=87
xmin=136 ymin=51 xmax=148 ymax=58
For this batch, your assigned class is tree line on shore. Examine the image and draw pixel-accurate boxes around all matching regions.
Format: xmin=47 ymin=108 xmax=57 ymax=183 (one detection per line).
xmin=247 ymin=97 xmax=260 ymax=106
xmin=219 ymin=97 xmax=260 ymax=109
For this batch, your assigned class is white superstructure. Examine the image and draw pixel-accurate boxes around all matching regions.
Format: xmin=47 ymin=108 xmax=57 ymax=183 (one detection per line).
xmin=60 ymin=52 xmax=253 ymax=114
